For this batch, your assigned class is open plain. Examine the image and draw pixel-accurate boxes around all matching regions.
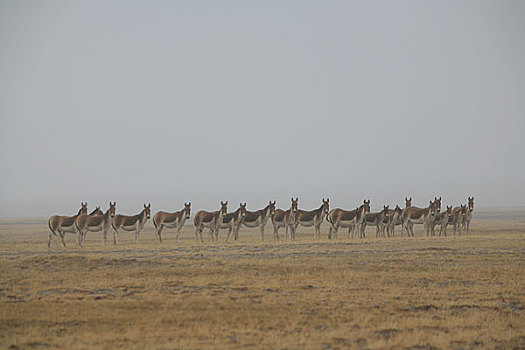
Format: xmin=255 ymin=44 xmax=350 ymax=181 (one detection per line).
xmin=1 ymin=210 xmax=524 ymax=349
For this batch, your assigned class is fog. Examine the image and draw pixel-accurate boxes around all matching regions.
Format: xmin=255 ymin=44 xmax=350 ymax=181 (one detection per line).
xmin=1 ymin=1 xmax=524 ymax=217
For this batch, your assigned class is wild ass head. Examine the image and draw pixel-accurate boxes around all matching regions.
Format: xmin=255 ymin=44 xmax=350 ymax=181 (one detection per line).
xmin=144 ymin=204 xmax=151 ymax=219
xmin=239 ymin=203 xmax=247 ymax=218
xmin=220 ymin=201 xmax=228 ymax=215
xmin=428 ymin=200 xmax=437 ymax=217
xmin=322 ymin=198 xmax=330 ymax=215
xmin=382 ymin=205 xmax=390 ymax=219
xmin=268 ymin=201 xmax=276 ymax=217
xmin=460 ymin=204 xmax=467 ymax=218
xmin=90 ymin=206 xmax=103 ymax=216
xmin=184 ymin=202 xmax=191 ymax=219
xmin=291 ymin=198 xmax=299 ymax=213
xmin=363 ymin=199 xmax=371 ymax=214
xmin=445 ymin=205 xmax=453 ymax=220
xmin=434 ymin=197 xmax=442 ymax=213
xmin=468 ymin=197 xmax=474 ymax=212
xmin=405 ymin=197 xmax=412 ymax=208
xmin=79 ymin=202 xmax=88 ymax=215
xmin=108 ymin=202 xmax=117 ymax=218
xmin=394 ymin=205 xmax=402 ymax=216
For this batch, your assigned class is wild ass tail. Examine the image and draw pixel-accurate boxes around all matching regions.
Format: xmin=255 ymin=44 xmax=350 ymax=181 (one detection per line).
xmin=152 ymin=214 xmax=158 ymax=229
xmin=48 ymin=218 xmax=56 ymax=235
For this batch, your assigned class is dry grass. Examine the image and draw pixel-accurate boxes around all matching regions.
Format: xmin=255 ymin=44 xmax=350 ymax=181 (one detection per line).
xmin=1 ymin=216 xmax=524 ymax=349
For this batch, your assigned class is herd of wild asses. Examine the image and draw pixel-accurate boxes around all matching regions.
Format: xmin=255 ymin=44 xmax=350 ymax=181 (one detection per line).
xmin=47 ymin=197 xmax=474 ymax=247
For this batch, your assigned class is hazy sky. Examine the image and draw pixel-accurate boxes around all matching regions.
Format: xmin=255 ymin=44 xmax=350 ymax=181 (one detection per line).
xmin=1 ymin=1 xmax=524 ymax=217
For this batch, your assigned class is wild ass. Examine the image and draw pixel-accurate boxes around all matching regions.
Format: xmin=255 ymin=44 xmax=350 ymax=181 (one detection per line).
xmin=326 ymin=199 xmax=370 ymax=239
xmin=193 ymin=201 xmax=228 ymax=243
xmin=360 ymin=205 xmax=390 ymax=238
xmin=462 ymin=197 xmax=474 ymax=234
xmin=112 ymin=204 xmax=151 ymax=244
xmin=153 ymin=203 xmax=191 ymax=243
xmin=75 ymin=202 xmax=116 ymax=246
xmin=271 ymin=198 xmax=299 ymax=239
xmin=431 ymin=205 xmax=453 ymax=236
xmin=293 ymin=199 xmax=330 ymax=239
xmin=47 ymin=202 xmax=88 ymax=248
xmin=381 ymin=205 xmax=403 ymax=237
xmin=223 ymin=203 xmax=248 ymax=242
xmin=402 ymin=200 xmax=437 ymax=237
xmin=241 ymin=201 xmax=276 ymax=241
xmin=449 ymin=204 xmax=467 ymax=236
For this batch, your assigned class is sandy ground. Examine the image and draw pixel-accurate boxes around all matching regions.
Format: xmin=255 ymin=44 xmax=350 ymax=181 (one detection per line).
xmin=0 ymin=212 xmax=524 ymax=349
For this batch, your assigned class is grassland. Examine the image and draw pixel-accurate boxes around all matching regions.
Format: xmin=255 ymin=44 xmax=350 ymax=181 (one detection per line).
xmin=1 ymin=213 xmax=524 ymax=349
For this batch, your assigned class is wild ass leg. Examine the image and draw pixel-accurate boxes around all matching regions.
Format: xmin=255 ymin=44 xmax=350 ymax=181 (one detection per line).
xmin=59 ymin=231 xmax=66 ymax=247
xmin=156 ymin=224 xmax=164 ymax=243
xmin=135 ymin=227 xmax=140 ymax=243
xmin=175 ymin=226 xmax=182 ymax=243
xmin=224 ymin=226 xmax=233 ymax=243
xmin=194 ymin=225 xmax=201 ymax=243
xmin=48 ymin=232 xmax=54 ymax=248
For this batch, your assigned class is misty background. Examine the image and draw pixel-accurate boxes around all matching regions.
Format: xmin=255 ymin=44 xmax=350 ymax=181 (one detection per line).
xmin=1 ymin=1 xmax=524 ymax=218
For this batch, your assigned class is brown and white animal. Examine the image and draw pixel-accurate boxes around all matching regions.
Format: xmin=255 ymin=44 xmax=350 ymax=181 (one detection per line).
xmin=223 ymin=203 xmax=248 ymax=242
xmin=381 ymin=205 xmax=403 ymax=238
xmin=293 ymin=199 xmax=330 ymax=239
xmin=75 ymin=202 xmax=117 ymax=246
xmin=402 ymin=200 xmax=437 ymax=237
xmin=193 ymin=201 xmax=228 ymax=243
xmin=47 ymin=202 xmax=88 ymax=247
xmin=361 ymin=205 xmax=390 ymax=238
xmin=152 ymin=203 xmax=191 ymax=243
xmin=449 ymin=204 xmax=467 ymax=236
xmin=326 ymin=200 xmax=370 ymax=239
xmin=271 ymin=198 xmax=299 ymax=239
xmin=431 ymin=205 xmax=453 ymax=236
xmin=111 ymin=204 xmax=151 ymax=244
xmin=240 ymin=201 xmax=276 ymax=241
xmin=462 ymin=197 xmax=474 ymax=234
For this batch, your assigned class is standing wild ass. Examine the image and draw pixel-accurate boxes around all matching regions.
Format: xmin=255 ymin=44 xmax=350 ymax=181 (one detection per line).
xmin=47 ymin=202 xmax=88 ymax=248
xmin=462 ymin=197 xmax=474 ymax=234
xmin=75 ymin=202 xmax=116 ymax=246
xmin=193 ymin=201 xmax=228 ymax=243
xmin=153 ymin=203 xmax=191 ymax=243
xmin=449 ymin=204 xmax=467 ymax=236
xmin=402 ymin=200 xmax=437 ymax=237
xmin=293 ymin=199 xmax=330 ymax=239
xmin=223 ymin=203 xmax=248 ymax=242
xmin=361 ymin=205 xmax=390 ymax=238
xmin=381 ymin=205 xmax=403 ymax=237
xmin=431 ymin=205 xmax=453 ymax=236
xmin=112 ymin=204 xmax=151 ymax=244
xmin=272 ymin=198 xmax=299 ymax=239
xmin=327 ymin=199 xmax=370 ymax=239
xmin=241 ymin=201 xmax=276 ymax=241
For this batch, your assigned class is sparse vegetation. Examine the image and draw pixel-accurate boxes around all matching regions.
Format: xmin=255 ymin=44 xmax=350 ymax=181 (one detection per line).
xmin=1 ymin=218 xmax=524 ymax=349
